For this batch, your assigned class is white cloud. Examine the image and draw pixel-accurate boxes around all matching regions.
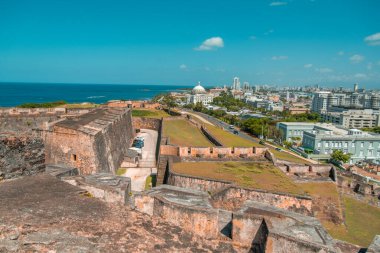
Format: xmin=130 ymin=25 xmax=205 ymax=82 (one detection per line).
xmin=354 ymin=73 xmax=367 ymax=79
xmin=179 ymin=64 xmax=187 ymax=70
xmin=337 ymin=51 xmax=345 ymax=56
xmin=264 ymin=29 xmax=274 ymax=35
xmin=195 ymin=37 xmax=224 ymax=51
xmin=349 ymin=54 xmax=364 ymax=64
xmin=270 ymin=2 xmax=288 ymax=6
xmin=364 ymin=32 xmax=380 ymax=46
xmin=249 ymin=35 xmax=257 ymax=40
xmin=304 ymin=63 xmax=313 ymax=68
xmin=271 ymin=55 xmax=288 ymax=60
xmin=315 ymin=68 xmax=333 ymax=73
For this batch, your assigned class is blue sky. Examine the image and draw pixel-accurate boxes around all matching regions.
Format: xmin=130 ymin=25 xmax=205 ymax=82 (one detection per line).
xmin=0 ymin=0 xmax=380 ymax=88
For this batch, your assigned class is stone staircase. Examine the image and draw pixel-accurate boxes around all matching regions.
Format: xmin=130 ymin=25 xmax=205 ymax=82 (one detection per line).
xmin=156 ymin=155 xmax=169 ymax=186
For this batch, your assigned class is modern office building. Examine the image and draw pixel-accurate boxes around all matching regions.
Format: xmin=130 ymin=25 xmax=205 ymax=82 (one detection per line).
xmin=311 ymin=84 xmax=380 ymax=113
xmin=232 ymin=77 xmax=241 ymax=91
xmin=311 ymin=91 xmax=332 ymax=113
xmin=322 ymin=109 xmax=380 ymax=129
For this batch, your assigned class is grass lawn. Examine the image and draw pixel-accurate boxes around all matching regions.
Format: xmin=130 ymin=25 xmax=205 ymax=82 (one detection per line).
xmin=163 ymin=119 xmax=214 ymax=147
xmin=323 ymin=196 xmax=380 ymax=247
xmin=63 ymin=103 xmax=99 ymax=109
xmin=132 ymin=109 xmax=170 ymax=118
xmin=204 ymin=124 xmax=263 ymax=148
xmin=116 ymin=168 xmax=127 ymax=176
xmin=172 ymin=161 xmax=304 ymax=195
xmin=271 ymin=149 xmax=310 ymax=164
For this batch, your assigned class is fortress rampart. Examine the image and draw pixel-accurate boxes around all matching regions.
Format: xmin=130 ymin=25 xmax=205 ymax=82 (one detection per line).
xmin=44 ymin=107 xmax=134 ymax=175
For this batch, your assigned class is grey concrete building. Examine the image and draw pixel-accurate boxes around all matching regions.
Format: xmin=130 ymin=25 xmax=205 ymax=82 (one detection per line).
xmin=277 ymin=122 xmax=316 ymax=141
xmin=322 ymin=109 xmax=380 ymax=129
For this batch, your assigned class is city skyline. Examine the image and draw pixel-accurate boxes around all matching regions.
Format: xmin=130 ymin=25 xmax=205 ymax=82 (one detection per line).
xmin=0 ymin=0 xmax=380 ymax=88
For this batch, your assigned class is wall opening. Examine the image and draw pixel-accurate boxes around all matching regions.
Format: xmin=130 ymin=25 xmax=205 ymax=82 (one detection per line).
xmin=71 ymin=154 xmax=77 ymax=162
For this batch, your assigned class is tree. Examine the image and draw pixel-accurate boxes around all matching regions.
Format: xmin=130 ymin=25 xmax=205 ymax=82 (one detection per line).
xmin=162 ymin=94 xmax=177 ymax=114
xmin=283 ymin=141 xmax=293 ymax=149
xmin=330 ymin=149 xmax=352 ymax=164
xmin=193 ymin=102 xmax=204 ymax=112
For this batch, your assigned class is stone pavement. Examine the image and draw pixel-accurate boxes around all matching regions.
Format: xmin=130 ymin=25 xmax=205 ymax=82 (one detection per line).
xmin=0 ymin=174 xmax=236 ymax=252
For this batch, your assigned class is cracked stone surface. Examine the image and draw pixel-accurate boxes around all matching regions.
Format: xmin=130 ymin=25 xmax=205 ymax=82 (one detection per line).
xmin=0 ymin=174 xmax=240 ymax=252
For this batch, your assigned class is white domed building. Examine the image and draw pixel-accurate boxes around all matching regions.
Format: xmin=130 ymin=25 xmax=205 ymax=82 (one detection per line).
xmin=192 ymin=83 xmax=207 ymax=94
xmin=186 ymin=82 xmax=214 ymax=105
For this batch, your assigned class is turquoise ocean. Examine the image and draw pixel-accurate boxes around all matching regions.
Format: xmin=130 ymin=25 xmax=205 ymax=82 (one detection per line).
xmin=0 ymin=82 xmax=193 ymax=107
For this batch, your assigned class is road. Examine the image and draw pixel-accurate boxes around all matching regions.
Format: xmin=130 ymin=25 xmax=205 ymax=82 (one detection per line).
xmin=121 ymin=128 xmax=158 ymax=191
xmin=137 ymin=129 xmax=157 ymax=167
xmin=181 ymin=109 xmax=317 ymax=164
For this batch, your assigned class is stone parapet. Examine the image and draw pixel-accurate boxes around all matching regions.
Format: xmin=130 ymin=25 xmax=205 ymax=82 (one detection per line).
xmin=61 ymin=173 xmax=131 ymax=205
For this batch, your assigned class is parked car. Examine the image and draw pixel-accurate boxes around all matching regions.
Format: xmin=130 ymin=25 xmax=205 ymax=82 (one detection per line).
xmin=229 ymin=125 xmax=234 ymax=129
xmin=136 ymin=136 xmax=145 ymax=141
xmin=233 ymin=130 xmax=239 ymax=135
xmin=275 ymin=147 xmax=282 ymax=152
xmin=133 ymin=140 xmax=144 ymax=148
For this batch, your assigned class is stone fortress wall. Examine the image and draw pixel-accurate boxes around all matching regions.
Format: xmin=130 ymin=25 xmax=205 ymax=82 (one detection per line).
xmin=0 ymin=107 xmax=92 ymax=136
xmin=167 ymin=160 xmax=313 ymax=216
xmin=43 ymin=107 xmax=134 ymax=175
xmin=160 ymin=145 xmax=268 ymax=159
xmin=0 ymin=136 xmax=45 ymax=179
xmin=2 ymin=107 xmax=379 ymax=252
xmin=0 ymin=107 xmax=93 ymax=179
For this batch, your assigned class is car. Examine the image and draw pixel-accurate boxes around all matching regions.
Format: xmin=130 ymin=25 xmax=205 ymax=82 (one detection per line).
xmin=233 ymin=130 xmax=239 ymax=135
xmin=129 ymin=147 xmax=142 ymax=154
xmin=134 ymin=139 xmax=144 ymax=144
xmin=133 ymin=143 xmax=144 ymax=148
xmin=229 ymin=125 xmax=234 ymax=129
xmin=259 ymin=140 xmax=265 ymax=145
xmin=136 ymin=136 xmax=145 ymax=141
xmin=275 ymin=148 xmax=282 ymax=152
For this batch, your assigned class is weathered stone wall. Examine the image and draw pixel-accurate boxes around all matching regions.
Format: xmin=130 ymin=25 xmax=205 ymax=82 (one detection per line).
xmin=153 ymin=197 xmax=219 ymax=239
xmin=232 ymin=214 xmax=267 ymax=246
xmin=44 ymin=126 xmax=96 ymax=174
xmin=212 ymin=186 xmax=313 ymax=216
xmin=200 ymin=125 xmax=223 ymax=146
xmin=167 ymin=170 xmax=312 ymax=216
xmin=132 ymin=117 xmax=161 ymax=131
xmin=175 ymin=146 xmax=267 ymax=159
xmin=276 ymin=163 xmax=335 ymax=181
xmin=107 ymin=100 xmax=161 ymax=109
xmin=0 ymin=136 xmax=45 ymax=179
xmin=160 ymin=145 xmax=179 ymax=156
xmin=168 ymin=172 xmax=232 ymax=192
xmin=45 ymin=108 xmax=134 ymax=175
xmin=265 ymin=150 xmax=277 ymax=164
xmin=0 ymin=116 xmax=60 ymax=135
xmin=94 ymin=109 xmax=134 ymax=174
xmin=265 ymin=233 xmax=334 ymax=253
xmin=0 ymin=107 xmax=66 ymax=116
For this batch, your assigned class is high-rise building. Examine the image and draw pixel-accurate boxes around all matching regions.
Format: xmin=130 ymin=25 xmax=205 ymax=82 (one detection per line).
xmin=311 ymin=91 xmax=331 ymax=113
xmin=243 ymin=81 xmax=250 ymax=91
xmin=354 ymin=83 xmax=359 ymax=92
xmin=232 ymin=77 xmax=241 ymax=90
